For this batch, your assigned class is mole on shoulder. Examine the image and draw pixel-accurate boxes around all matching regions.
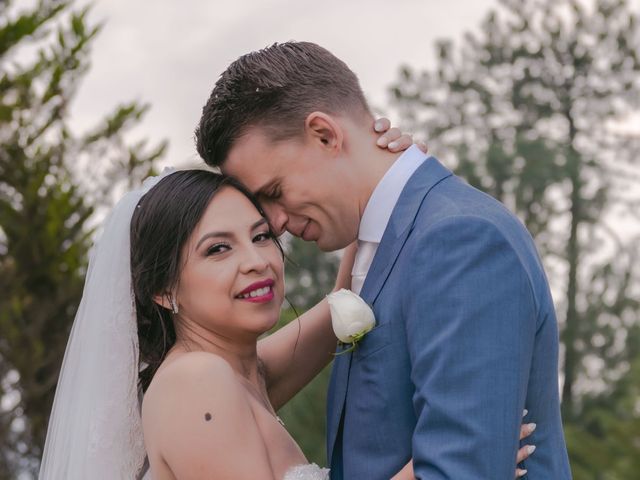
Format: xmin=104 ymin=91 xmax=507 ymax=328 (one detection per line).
xmin=204 ymin=412 xmax=212 ymax=422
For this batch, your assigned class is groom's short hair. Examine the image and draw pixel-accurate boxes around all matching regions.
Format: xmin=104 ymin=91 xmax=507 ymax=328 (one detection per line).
xmin=195 ymin=41 xmax=371 ymax=167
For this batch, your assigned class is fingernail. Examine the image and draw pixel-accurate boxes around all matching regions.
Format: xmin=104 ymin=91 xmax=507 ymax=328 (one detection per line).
xmin=522 ymin=409 xmax=528 ymax=417
xmin=527 ymin=423 xmax=537 ymax=433
xmin=388 ymin=141 xmax=398 ymax=149
xmin=527 ymin=445 xmax=536 ymax=455
xmin=377 ymin=137 xmax=387 ymax=147
xmin=517 ymin=469 xmax=528 ymax=477
xmin=374 ymin=120 xmax=384 ymax=132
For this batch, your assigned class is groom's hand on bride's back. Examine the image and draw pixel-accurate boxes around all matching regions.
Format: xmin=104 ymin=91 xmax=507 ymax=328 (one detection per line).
xmin=373 ymin=117 xmax=428 ymax=154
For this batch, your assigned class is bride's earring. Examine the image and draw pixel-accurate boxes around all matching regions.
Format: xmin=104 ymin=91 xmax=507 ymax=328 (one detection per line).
xmin=170 ymin=296 xmax=179 ymax=315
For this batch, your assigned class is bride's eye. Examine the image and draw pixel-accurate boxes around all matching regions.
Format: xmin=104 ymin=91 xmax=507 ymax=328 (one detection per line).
xmin=253 ymin=231 xmax=272 ymax=243
xmin=206 ymin=243 xmax=230 ymax=256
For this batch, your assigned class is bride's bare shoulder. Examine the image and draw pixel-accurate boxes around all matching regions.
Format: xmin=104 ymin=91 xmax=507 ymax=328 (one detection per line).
xmin=141 ymin=352 xmax=276 ymax=479
xmin=149 ymin=351 xmax=234 ymax=387
xmin=143 ymin=352 xmax=237 ymax=410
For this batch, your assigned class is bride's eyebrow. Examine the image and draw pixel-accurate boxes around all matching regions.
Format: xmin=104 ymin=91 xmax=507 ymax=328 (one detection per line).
xmin=195 ymin=219 xmax=268 ymax=249
xmin=196 ymin=231 xmax=232 ymax=249
xmin=251 ymin=218 xmax=268 ymax=231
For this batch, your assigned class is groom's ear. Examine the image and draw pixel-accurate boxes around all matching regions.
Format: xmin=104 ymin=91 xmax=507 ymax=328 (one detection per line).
xmin=304 ymin=112 xmax=343 ymax=153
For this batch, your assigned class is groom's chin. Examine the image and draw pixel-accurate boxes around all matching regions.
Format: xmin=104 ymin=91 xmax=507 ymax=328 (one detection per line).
xmin=316 ymin=235 xmax=352 ymax=253
xmin=304 ymin=222 xmax=356 ymax=251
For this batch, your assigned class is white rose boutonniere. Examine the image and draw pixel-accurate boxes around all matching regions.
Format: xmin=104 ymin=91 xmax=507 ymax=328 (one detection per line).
xmin=327 ymin=289 xmax=376 ymax=354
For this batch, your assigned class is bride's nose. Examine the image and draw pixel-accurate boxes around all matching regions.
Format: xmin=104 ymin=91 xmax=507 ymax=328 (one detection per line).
xmin=239 ymin=244 xmax=269 ymax=273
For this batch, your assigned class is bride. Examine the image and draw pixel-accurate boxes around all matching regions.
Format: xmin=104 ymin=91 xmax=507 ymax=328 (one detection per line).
xmin=38 ymin=124 xmax=535 ymax=479
xmin=133 ymin=170 xmax=332 ymax=479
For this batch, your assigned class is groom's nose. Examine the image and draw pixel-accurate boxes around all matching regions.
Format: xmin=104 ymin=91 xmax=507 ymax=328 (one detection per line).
xmin=262 ymin=203 xmax=288 ymax=236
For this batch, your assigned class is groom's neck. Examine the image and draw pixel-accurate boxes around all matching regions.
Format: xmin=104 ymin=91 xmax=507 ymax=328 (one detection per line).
xmin=347 ymin=125 xmax=402 ymax=217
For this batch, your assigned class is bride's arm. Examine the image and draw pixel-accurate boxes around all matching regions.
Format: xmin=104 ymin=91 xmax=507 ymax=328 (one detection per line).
xmin=142 ymin=353 xmax=277 ymax=480
xmin=257 ymin=243 xmax=356 ymax=410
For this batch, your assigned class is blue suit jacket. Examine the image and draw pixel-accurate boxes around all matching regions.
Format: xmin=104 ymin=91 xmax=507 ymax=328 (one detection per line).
xmin=326 ymin=157 xmax=571 ymax=479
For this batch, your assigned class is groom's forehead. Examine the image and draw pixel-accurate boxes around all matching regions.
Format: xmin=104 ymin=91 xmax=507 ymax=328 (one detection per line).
xmin=225 ymin=129 xmax=270 ymax=169
xmin=224 ymin=133 xmax=290 ymax=188
xmin=223 ymin=160 xmax=275 ymax=197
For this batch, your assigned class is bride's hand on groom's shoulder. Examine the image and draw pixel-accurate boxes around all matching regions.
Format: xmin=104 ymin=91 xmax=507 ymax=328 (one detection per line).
xmin=373 ymin=117 xmax=428 ymax=154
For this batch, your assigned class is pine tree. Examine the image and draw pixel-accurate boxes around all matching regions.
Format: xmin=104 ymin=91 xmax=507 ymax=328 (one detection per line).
xmin=0 ymin=1 xmax=165 ymax=475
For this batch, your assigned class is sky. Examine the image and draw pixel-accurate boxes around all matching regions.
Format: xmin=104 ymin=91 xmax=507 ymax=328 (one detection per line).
xmin=69 ymin=0 xmax=500 ymax=168
xmin=64 ymin=0 xmax=640 ymax=306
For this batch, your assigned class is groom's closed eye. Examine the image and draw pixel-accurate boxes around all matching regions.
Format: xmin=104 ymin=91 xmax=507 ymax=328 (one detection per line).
xmin=264 ymin=185 xmax=281 ymax=201
xmin=256 ymin=179 xmax=282 ymax=202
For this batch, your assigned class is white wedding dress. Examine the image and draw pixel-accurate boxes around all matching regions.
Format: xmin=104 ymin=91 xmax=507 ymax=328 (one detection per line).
xmin=140 ymin=462 xmax=328 ymax=479
xmin=284 ymin=463 xmax=330 ymax=480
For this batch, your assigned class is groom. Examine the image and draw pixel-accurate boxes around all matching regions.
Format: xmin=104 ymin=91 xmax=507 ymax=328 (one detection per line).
xmin=195 ymin=42 xmax=571 ymax=479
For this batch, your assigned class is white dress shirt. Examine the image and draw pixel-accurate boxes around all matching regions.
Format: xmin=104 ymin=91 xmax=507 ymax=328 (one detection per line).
xmin=351 ymin=145 xmax=428 ymax=294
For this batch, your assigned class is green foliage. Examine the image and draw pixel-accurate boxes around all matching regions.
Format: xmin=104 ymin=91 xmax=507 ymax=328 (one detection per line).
xmin=274 ymin=237 xmax=340 ymax=466
xmin=391 ymin=0 xmax=640 ymax=477
xmin=278 ymin=363 xmax=331 ymax=467
xmin=284 ymin=236 xmax=339 ymax=309
xmin=276 ymin=308 xmax=331 ymax=467
xmin=0 ymin=0 xmax=165 ymax=475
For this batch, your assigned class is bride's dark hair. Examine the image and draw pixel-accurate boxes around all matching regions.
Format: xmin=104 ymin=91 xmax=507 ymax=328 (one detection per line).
xmin=130 ymin=170 xmax=281 ymax=392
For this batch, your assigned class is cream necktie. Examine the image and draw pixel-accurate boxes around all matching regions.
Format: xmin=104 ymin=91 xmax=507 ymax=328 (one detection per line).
xmin=351 ymin=240 xmax=378 ymax=295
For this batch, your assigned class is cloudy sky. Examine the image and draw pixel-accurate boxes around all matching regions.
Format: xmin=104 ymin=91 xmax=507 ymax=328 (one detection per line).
xmin=69 ymin=0 xmax=500 ymax=167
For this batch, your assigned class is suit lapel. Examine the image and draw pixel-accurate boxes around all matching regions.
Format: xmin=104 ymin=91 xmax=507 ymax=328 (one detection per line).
xmin=360 ymin=157 xmax=452 ymax=304
xmin=326 ymin=157 xmax=452 ymax=464
xmin=326 ymin=348 xmax=352 ymax=466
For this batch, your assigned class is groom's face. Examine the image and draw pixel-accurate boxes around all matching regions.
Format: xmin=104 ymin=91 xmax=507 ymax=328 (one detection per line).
xmin=223 ymin=128 xmax=360 ymax=252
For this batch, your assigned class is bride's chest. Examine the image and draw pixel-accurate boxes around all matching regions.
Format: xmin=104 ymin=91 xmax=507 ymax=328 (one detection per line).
xmin=248 ymin=398 xmax=307 ymax=475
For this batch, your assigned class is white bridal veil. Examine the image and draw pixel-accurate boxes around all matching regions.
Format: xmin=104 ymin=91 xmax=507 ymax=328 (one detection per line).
xmin=39 ymin=170 xmax=175 ymax=479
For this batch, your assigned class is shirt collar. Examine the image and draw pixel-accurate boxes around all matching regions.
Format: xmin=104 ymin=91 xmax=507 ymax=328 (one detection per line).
xmin=358 ymin=144 xmax=428 ymax=243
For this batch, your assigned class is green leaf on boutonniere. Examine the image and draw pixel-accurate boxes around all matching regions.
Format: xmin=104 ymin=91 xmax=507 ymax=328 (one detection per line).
xmin=333 ymin=329 xmax=371 ymax=356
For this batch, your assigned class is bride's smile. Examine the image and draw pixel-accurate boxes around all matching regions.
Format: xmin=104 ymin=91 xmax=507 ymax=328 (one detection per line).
xmin=235 ymin=278 xmax=276 ymax=302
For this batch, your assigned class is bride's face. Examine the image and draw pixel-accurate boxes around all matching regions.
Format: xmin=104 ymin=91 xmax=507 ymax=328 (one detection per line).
xmin=174 ymin=186 xmax=284 ymax=339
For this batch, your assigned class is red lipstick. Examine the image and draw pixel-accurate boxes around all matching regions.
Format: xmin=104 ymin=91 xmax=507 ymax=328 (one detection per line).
xmin=236 ymin=279 xmax=275 ymax=303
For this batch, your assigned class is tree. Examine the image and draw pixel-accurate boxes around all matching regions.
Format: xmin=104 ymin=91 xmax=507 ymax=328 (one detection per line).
xmin=391 ymin=0 xmax=640 ymax=476
xmin=0 ymin=1 xmax=165 ymax=475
